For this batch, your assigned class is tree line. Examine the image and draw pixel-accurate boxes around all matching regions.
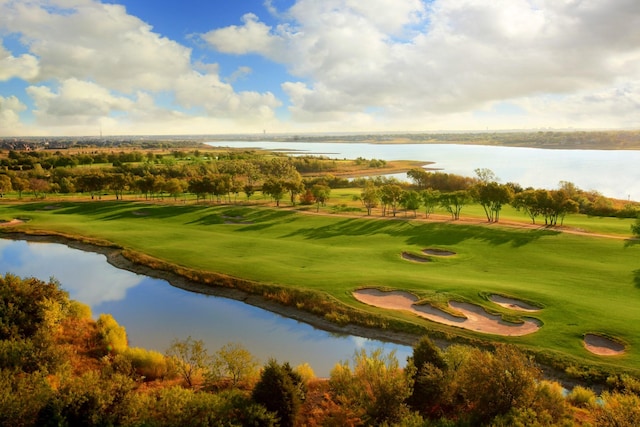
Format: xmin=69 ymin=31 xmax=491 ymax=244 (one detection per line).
xmin=1 ymin=148 xmax=638 ymax=226
xmin=2 ymin=273 xmax=639 ymax=426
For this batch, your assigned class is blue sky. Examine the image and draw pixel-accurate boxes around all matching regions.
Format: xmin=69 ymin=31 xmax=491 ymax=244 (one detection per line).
xmin=0 ymin=0 xmax=639 ymax=136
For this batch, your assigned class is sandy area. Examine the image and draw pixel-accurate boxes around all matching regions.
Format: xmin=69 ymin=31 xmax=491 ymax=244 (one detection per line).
xmin=0 ymin=219 xmax=24 ymax=227
xmin=401 ymin=252 xmax=431 ymax=263
xmin=583 ymin=334 xmax=626 ymax=356
xmin=423 ymin=248 xmax=456 ymax=256
xmin=489 ymin=295 xmax=541 ymax=312
xmin=354 ymin=288 xmax=541 ymax=336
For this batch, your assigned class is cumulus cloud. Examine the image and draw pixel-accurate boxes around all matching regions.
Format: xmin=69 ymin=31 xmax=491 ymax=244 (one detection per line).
xmin=204 ymin=0 xmax=640 ymax=129
xmin=0 ymin=41 xmax=39 ymax=81
xmin=0 ymin=0 xmax=282 ymax=135
xmin=0 ymin=95 xmax=27 ymax=132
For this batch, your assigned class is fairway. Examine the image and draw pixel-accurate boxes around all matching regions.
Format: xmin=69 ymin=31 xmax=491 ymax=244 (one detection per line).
xmin=1 ymin=200 xmax=639 ymax=375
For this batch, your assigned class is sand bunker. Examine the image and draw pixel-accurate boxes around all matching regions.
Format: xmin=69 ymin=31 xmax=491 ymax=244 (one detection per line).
xmin=489 ymin=295 xmax=541 ymax=312
xmin=401 ymin=252 xmax=431 ymax=263
xmin=0 ymin=219 xmax=24 ymax=227
xmin=354 ymin=289 xmax=540 ymax=336
xmin=423 ymin=248 xmax=456 ymax=256
xmin=583 ymin=334 xmax=626 ymax=356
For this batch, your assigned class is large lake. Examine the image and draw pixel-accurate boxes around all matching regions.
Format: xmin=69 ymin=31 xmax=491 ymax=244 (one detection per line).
xmin=207 ymin=141 xmax=640 ymax=201
xmin=0 ymin=238 xmax=411 ymax=377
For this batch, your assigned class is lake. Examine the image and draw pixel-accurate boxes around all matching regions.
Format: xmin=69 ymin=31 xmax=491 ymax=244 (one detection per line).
xmin=0 ymin=238 xmax=411 ymax=377
xmin=207 ymin=141 xmax=640 ymax=201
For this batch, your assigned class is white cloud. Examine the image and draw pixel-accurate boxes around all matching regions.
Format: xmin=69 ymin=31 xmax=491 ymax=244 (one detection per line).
xmin=201 ymin=13 xmax=285 ymax=57
xmin=27 ymin=78 xmax=134 ymax=126
xmin=0 ymin=0 xmax=192 ymax=93
xmin=0 ymin=95 xmax=27 ymax=132
xmin=206 ymin=0 xmax=640 ymax=130
xmin=0 ymin=41 xmax=39 ymax=81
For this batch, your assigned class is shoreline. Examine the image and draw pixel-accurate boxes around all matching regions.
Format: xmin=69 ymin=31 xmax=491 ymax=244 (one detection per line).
xmin=1 ymin=231 xmax=423 ymax=349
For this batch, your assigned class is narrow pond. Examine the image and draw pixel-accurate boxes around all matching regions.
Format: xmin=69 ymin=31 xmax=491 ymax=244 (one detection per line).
xmin=0 ymin=238 xmax=411 ymax=377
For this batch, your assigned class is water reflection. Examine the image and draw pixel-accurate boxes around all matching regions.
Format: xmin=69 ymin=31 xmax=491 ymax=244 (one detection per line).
xmin=0 ymin=239 xmax=411 ymax=376
xmin=0 ymin=240 xmax=141 ymax=306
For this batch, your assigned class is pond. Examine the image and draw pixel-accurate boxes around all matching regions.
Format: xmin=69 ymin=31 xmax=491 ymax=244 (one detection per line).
xmin=207 ymin=141 xmax=640 ymax=201
xmin=0 ymin=238 xmax=411 ymax=377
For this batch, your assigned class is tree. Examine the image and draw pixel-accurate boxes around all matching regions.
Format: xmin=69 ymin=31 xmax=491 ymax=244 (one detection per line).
xmin=407 ymin=336 xmax=448 ymax=416
xmin=0 ymin=174 xmax=12 ymax=198
xmin=471 ymin=181 xmax=513 ymax=222
xmin=631 ymin=216 xmax=640 ymax=237
xmin=380 ymin=184 xmax=403 ymax=216
xmin=359 ymin=182 xmax=379 ymax=215
xmin=96 ymin=313 xmax=128 ymax=355
xmin=407 ymin=168 xmax=430 ymax=189
xmin=512 ymin=189 xmax=545 ymax=224
xmin=329 ymin=348 xmax=412 ymax=425
xmin=401 ymin=190 xmax=421 ymax=217
xmin=252 ymin=359 xmax=304 ymax=427
xmin=452 ymin=345 xmax=542 ymax=424
xmin=420 ymin=189 xmax=440 ymax=219
xmin=165 ymin=336 xmax=212 ymax=389
xmin=262 ymin=178 xmax=286 ymax=206
xmin=311 ymin=184 xmax=331 ymax=212
xmin=210 ymin=342 xmax=260 ymax=388
xmin=29 ymin=178 xmax=50 ymax=199
xmin=10 ymin=175 xmax=28 ymax=199
xmin=439 ymin=190 xmax=469 ymax=220
xmin=163 ymin=177 xmax=187 ymax=202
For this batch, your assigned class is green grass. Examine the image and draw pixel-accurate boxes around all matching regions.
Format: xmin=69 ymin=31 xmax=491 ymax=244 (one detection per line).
xmin=1 ymin=199 xmax=639 ymax=376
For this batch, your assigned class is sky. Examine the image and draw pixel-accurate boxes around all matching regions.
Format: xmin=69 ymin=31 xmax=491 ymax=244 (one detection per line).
xmin=0 ymin=0 xmax=639 ymax=137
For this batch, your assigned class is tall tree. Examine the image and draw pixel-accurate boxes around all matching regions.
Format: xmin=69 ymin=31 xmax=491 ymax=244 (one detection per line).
xmin=252 ymin=359 xmax=304 ymax=427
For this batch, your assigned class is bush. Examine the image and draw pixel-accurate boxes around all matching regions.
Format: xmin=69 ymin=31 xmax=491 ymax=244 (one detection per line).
xmin=96 ymin=314 xmax=128 ymax=355
xmin=567 ymin=385 xmax=597 ymax=408
xmin=124 ymin=347 xmax=168 ymax=381
xmin=67 ymin=301 xmax=92 ymax=320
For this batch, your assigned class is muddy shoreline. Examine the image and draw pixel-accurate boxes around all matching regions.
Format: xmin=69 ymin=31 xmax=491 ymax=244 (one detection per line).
xmin=1 ymin=231 xmax=422 ymax=349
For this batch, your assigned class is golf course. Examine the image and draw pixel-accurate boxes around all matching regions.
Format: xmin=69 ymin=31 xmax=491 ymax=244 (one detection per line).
xmin=1 ymin=197 xmax=639 ymax=378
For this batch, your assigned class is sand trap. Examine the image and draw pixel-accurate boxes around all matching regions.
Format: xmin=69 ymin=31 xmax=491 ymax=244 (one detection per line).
xmin=0 ymin=219 xmax=24 ymax=227
xmin=423 ymin=248 xmax=456 ymax=256
xmin=401 ymin=252 xmax=431 ymax=263
xmin=584 ymin=334 xmax=626 ymax=356
xmin=132 ymin=211 xmax=149 ymax=216
xmin=354 ymin=288 xmax=541 ymax=336
xmin=489 ymin=295 xmax=541 ymax=312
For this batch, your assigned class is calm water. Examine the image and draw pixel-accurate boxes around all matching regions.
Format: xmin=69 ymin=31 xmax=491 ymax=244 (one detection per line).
xmin=207 ymin=141 xmax=640 ymax=201
xmin=0 ymin=239 xmax=411 ymax=376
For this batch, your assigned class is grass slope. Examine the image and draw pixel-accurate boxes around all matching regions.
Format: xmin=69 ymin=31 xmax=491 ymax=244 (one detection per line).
xmin=2 ymin=200 xmax=639 ymax=374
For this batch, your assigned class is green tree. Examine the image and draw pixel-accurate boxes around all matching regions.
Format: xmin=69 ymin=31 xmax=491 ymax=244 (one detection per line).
xmin=631 ymin=216 xmax=640 ymax=237
xmin=252 ymin=359 xmax=304 ymax=427
xmin=471 ymin=181 xmax=513 ymax=222
xmin=0 ymin=174 xmax=12 ymax=198
xmin=407 ymin=336 xmax=448 ymax=416
xmin=420 ymin=189 xmax=440 ymax=219
xmin=380 ymin=184 xmax=403 ymax=217
xmin=401 ymin=190 xmax=421 ymax=217
xmin=439 ymin=190 xmax=469 ymax=220
xmin=165 ymin=336 xmax=212 ymax=389
xmin=359 ymin=181 xmax=379 ymax=215
xmin=262 ymin=178 xmax=286 ymax=207
xmin=311 ymin=184 xmax=331 ymax=212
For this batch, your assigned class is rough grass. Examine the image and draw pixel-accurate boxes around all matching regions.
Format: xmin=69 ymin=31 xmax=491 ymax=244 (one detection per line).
xmin=1 ymin=199 xmax=639 ymax=376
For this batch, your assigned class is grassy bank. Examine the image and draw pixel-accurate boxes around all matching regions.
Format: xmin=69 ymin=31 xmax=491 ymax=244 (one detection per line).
xmin=1 ymin=199 xmax=639 ymax=379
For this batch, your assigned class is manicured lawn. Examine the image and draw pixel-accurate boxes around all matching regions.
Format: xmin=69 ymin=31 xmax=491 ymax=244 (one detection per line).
xmin=1 ymin=199 xmax=639 ymax=374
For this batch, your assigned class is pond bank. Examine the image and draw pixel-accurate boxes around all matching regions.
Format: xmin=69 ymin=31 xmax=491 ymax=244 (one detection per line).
xmin=1 ymin=230 xmax=424 ymax=349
